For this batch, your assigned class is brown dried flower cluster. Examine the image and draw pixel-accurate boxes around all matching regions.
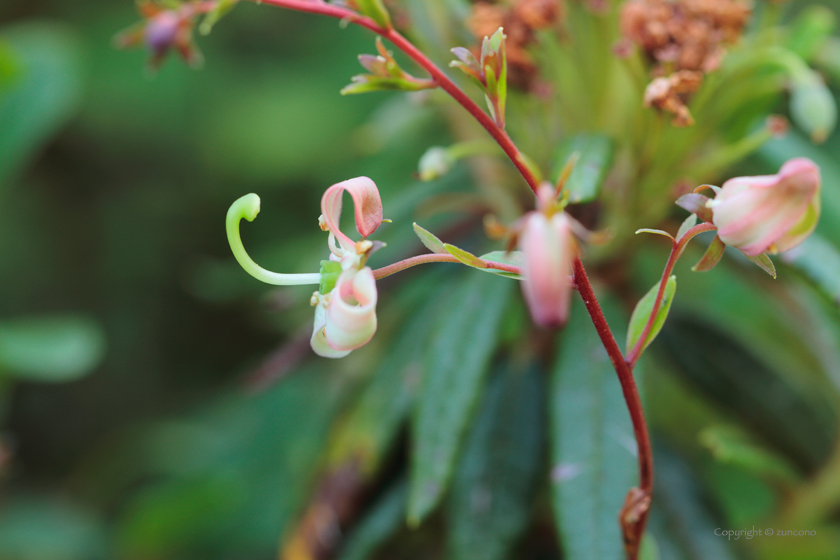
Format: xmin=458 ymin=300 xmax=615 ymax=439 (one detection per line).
xmin=468 ymin=0 xmax=564 ymax=88
xmin=621 ymin=0 xmax=751 ymax=125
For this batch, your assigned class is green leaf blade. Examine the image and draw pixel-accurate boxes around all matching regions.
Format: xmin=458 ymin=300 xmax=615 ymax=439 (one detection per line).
xmin=408 ymin=273 xmax=514 ymax=525
xmin=550 ymin=296 xmax=639 ymax=560
xmin=626 ymin=276 xmax=677 ymax=356
xmin=447 ymin=361 xmax=544 ymax=560
xmin=413 ymin=222 xmax=446 ymax=253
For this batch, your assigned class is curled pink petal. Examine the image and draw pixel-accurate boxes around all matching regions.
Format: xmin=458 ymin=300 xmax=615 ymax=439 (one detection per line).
xmin=519 ymin=212 xmax=575 ymax=328
xmin=324 ymin=267 xmax=378 ymax=352
xmin=321 ymin=177 xmax=383 ymax=253
xmin=710 ymin=158 xmax=820 ymax=256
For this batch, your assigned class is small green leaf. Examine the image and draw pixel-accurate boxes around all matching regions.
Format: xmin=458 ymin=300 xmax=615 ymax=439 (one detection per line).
xmin=676 ymin=214 xmax=698 ymax=241
xmin=340 ymin=75 xmax=435 ymax=95
xmin=444 ymin=243 xmax=486 ymax=269
xmin=551 ymin=296 xmax=639 ymax=560
xmin=412 ymin=222 xmax=446 ymax=253
xmin=626 ymin=276 xmax=677 ymax=355
xmin=0 ymin=315 xmax=106 ymax=382
xmin=692 ymin=235 xmax=726 ymax=272
xmin=418 ymin=147 xmax=454 ymax=181
xmin=790 ymin=69 xmax=837 ymax=144
xmin=478 ymin=250 xmax=524 ymax=280
xmin=408 ymin=273 xmax=513 ymax=525
xmin=552 ymin=134 xmax=614 ymax=203
xmin=745 ymin=253 xmax=776 ymax=279
xmin=447 ymin=362 xmax=544 ymax=560
xmin=635 ymin=229 xmax=674 ymax=241
xmin=199 ymin=0 xmax=239 ymax=35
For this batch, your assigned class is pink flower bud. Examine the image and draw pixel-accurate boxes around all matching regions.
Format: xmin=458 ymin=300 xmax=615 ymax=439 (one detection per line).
xmin=709 ymin=158 xmax=821 ymax=256
xmin=144 ymin=11 xmax=181 ymax=55
xmin=519 ymin=211 xmax=576 ymax=328
xmin=311 ymin=267 xmax=378 ymax=358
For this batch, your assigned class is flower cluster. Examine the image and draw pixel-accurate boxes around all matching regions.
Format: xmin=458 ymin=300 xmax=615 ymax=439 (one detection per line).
xmin=226 ymin=177 xmax=383 ymax=359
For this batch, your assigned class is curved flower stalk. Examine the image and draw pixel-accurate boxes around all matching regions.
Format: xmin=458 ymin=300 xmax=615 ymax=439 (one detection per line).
xmin=227 ymin=177 xmax=384 ymax=358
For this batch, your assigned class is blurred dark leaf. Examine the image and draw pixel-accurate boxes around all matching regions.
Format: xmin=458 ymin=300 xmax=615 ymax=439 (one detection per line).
xmin=550 ymin=295 xmax=638 ymax=560
xmin=781 ymin=234 xmax=840 ymax=304
xmin=337 ymin=480 xmax=407 ymax=560
xmin=0 ymin=497 xmax=107 ymax=560
xmin=0 ymin=22 xmax=84 ymax=192
xmin=648 ymin=447 xmax=738 ymax=560
xmin=699 ymin=424 xmax=799 ymax=485
xmin=447 ymin=360 xmax=544 ymax=560
xmin=408 ymin=271 xmax=514 ymax=525
xmin=0 ymin=315 xmax=105 ymax=382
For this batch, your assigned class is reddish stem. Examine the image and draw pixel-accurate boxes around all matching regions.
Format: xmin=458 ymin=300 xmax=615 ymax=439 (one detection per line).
xmin=244 ymin=0 xmax=542 ymax=195
xmin=372 ymin=253 xmax=521 ymax=280
xmin=625 ymin=222 xmax=717 ymax=366
xmin=572 ymin=257 xmax=652 ymax=560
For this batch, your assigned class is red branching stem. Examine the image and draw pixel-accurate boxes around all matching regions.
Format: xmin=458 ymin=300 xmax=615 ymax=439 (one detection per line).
xmin=572 ymin=257 xmax=652 ymax=560
xmin=243 ymin=0 xmax=541 ymax=195
xmin=625 ymin=222 xmax=717 ymax=366
xmin=372 ymin=253 xmax=521 ymax=280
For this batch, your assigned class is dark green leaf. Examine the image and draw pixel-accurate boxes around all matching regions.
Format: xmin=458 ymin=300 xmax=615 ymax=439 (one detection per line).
xmin=0 ymin=315 xmax=105 ymax=382
xmin=338 ymin=481 xmax=407 ymax=560
xmin=448 ymin=361 xmax=544 ymax=560
xmin=408 ymin=273 xmax=514 ymax=524
xmin=0 ymin=23 xmax=84 ymax=192
xmin=552 ymin=134 xmax=614 ymax=203
xmin=626 ymin=276 xmax=677 ymax=356
xmin=551 ymin=296 xmax=639 ymax=560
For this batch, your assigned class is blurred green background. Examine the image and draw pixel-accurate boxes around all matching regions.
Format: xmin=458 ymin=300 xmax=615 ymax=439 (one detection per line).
xmin=2 ymin=1 xmax=840 ymax=559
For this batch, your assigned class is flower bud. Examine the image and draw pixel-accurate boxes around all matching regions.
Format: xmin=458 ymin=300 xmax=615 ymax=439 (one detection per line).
xmin=709 ymin=158 xmax=821 ymax=256
xmin=519 ymin=211 xmax=575 ymax=327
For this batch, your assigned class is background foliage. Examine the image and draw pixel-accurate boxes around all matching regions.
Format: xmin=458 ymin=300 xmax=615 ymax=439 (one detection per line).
xmin=1 ymin=1 xmax=840 ymax=559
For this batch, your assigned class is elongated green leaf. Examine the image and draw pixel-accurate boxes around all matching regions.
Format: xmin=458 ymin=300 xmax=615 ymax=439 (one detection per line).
xmin=408 ymin=273 xmax=514 ymax=525
xmin=338 ymin=480 xmax=407 ymax=560
xmin=444 ymin=243 xmax=486 ymax=269
xmin=478 ymin=250 xmax=523 ymax=280
xmin=551 ymin=296 xmax=638 ymax=560
xmin=0 ymin=23 xmax=84 ymax=192
xmin=327 ymin=298 xmax=442 ymax=474
xmin=635 ymin=229 xmax=674 ymax=241
xmin=199 ymin=0 xmax=239 ymax=35
xmin=448 ymin=362 xmax=544 ymax=560
xmin=552 ymin=134 xmax=614 ymax=203
xmin=692 ymin=235 xmax=725 ymax=272
xmin=626 ymin=276 xmax=677 ymax=356
xmin=0 ymin=315 xmax=105 ymax=382
xmin=412 ymin=222 xmax=446 ymax=253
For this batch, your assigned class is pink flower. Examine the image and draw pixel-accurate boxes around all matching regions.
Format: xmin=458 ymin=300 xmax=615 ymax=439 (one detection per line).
xmin=311 ymin=177 xmax=383 ymax=358
xmin=709 ymin=158 xmax=821 ymax=256
xmin=519 ymin=185 xmax=576 ymax=328
xmin=311 ymin=267 xmax=378 ymax=358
